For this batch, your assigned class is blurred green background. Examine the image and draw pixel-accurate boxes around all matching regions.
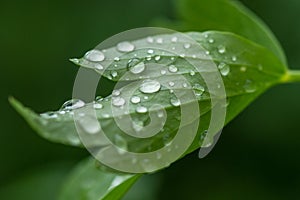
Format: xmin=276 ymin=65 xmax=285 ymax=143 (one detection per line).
xmin=1 ymin=0 xmax=300 ymax=199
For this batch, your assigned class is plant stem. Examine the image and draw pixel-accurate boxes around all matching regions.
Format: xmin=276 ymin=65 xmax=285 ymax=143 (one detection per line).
xmin=281 ymin=70 xmax=300 ymax=83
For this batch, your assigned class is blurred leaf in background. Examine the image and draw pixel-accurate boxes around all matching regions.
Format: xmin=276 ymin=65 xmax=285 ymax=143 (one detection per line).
xmin=1 ymin=0 xmax=300 ymax=199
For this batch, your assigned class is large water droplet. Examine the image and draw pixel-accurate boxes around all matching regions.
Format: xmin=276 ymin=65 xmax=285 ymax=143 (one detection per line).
xmin=168 ymin=65 xmax=178 ymax=73
xmin=116 ymin=41 xmax=135 ymax=52
xmin=112 ymin=97 xmax=125 ymax=107
xmin=85 ymin=50 xmax=105 ymax=62
xmin=61 ymin=99 xmax=85 ymax=111
xmin=139 ymin=80 xmax=161 ymax=94
xmin=218 ymin=63 xmax=230 ymax=76
xmin=136 ymin=106 xmax=148 ymax=113
xmin=127 ymin=58 xmax=145 ymax=74
xmin=130 ymin=96 xmax=141 ymax=104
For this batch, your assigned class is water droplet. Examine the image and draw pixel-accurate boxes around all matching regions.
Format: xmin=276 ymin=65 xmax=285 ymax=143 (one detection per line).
xmin=190 ymin=70 xmax=195 ymax=76
xmin=95 ymin=96 xmax=103 ymax=102
xmin=114 ymin=57 xmax=120 ymax=61
xmin=218 ymin=62 xmax=230 ymax=76
xmin=112 ymin=97 xmax=125 ymax=107
xmin=112 ymin=90 xmax=121 ymax=96
xmin=218 ymin=45 xmax=226 ymax=54
xmin=168 ymin=65 xmax=178 ymax=73
xmin=184 ymin=43 xmax=191 ymax=49
xmin=93 ymin=65 xmax=103 ymax=73
xmin=182 ymin=83 xmax=188 ymax=88
xmin=232 ymin=56 xmax=237 ymax=62
xmin=157 ymin=111 xmax=164 ymax=118
xmin=179 ymin=54 xmax=185 ymax=58
xmin=85 ymin=50 xmax=105 ymax=62
xmin=130 ymin=96 xmax=141 ymax=104
xmin=139 ymin=80 xmax=161 ymax=94
xmin=244 ymin=80 xmax=256 ymax=93
xmin=171 ymin=36 xmax=178 ymax=42
xmin=111 ymin=71 xmax=118 ymax=78
xmin=161 ymin=69 xmax=167 ymax=75
xmin=40 ymin=112 xmax=58 ymax=119
xmin=147 ymin=37 xmax=154 ymax=43
xmin=193 ymin=84 xmax=205 ymax=96
xmin=154 ymin=55 xmax=161 ymax=61
xmin=240 ymin=66 xmax=247 ymax=72
xmin=61 ymin=99 xmax=85 ymax=111
xmin=127 ymin=59 xmax=145 ymax=74
xmin=156 ymin=38 xmax=163 ymax=44
xmin=147 ymin=49 xmax=154 ymax=54
xmin=93 ymin=103 xmax=103 ymax=109
xmin=136 ymin=106 xmax=148 ymax=113
xmin=208 ymin=38 xmax=214 ymax=43
xmin=170 ymin=57 xmax=175 ymax=61
xmin=116 ymin=41 xmax=135 ymax=52
xmin=205 ymin=51 xmax=210 ymax=55
xmin=170 ymin=97 xmax=180 ymax=107
xmin=144 ymin=96 xmax=149 ymax=100
xmin=168 ymin=81 xmax=175 ymax=87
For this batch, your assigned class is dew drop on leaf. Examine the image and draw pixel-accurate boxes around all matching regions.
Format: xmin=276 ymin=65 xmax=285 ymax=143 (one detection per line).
xmin=193 ymin=84 xmax=205 ymax=96
xmin=127 ymin=58 xmax=145 ymax=74
xmin=184 ymin=43 xmax=191 ymax=49
xmin=112 ymin=97 xmax=125 ymax=107
xmin=218 ymin=62 xmax=230 ymax=76
xmin=139 ymin=80 xmax=161 ymax=94
xmin=116 ymin=41 xmax=135 ymax=52
xmin=130 ymin=96 xmax=141 ymax=104
xmin=244 ymin=80 xmax=257 ymax=93
xmin=168 ymin=65 xmax=178 ymax=73
xmin=136 ymin=106 xmax=148 ymax=113
xmin=60 ymin=99 xmax=85 ymax=111
xmin=93 ymin=103 xmax=103 ymax=109
xmin=170 ymin=97 xmax=180 ymax=107
xmin=217 ymin=45 xmax=226 ymax=54
xmin=84 ymin=50 xmax=105 ymax=62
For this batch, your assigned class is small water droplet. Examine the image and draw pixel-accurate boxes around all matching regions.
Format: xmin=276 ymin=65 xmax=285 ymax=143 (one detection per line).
xmin=85 ymin=50 xmax=105 ymax=62
xmin=111 ymin=71 xmax=118 ymax=78
xmin=205 ymin=51 xmax=210 ymax=55
xmin=147 ymin=49 xmax=154 ymax=54
xmin=93 ymin=103 xmax=103 ymax=109
xmin=157 ymin=111 xmax=164 ymax=118
xmin=127 ymin=58 xmax=145 ymax=74
xmin=232 ymin=56 xmax=237 ymax=62
xmin=208 ymin=38 xmax=214 ymax=43
xmin=154 ymin=55 xmax=161 ymax=61
xmin=94 ymin=63 xmax=103 ymax=70
xmin=182 ymin=83 xmax=188 ymax=88
xmin=179 ymin=54 xmax=185 ymax=58
xmin=184 ymin=43 xmax=191 ymax=49
xmin=244 ymin=80 xmax=256 ymax=93
xmin=116 ymin=41 xmax=135 ymax=52
xmin=139 ymin=80 xmax=161 ymax=94
xmin=136 ymin=106 xmax=148 ymax=113
xmin=112 ymin=90 xmax=121 ymax=96
xmin=147 ymin=37 xmax=154 ymax=43
xmin=161 ymin=69 xmax=167 ymax=75
xmin=168 ymin=81 xmax=175 ymax=87
xmin=40 ymin=112 xmax=58 ymax=119
xmin=171 ymin=36 xmax=178 ymax=42
xmin=61 ymin=99 xmax=85 ymax=111
xmin=168 ymin=65 xmax=178 ymax=73
xmin=112 ymin=97 xmax=125 ymax=107
xmin=130 ymin=96 xmax=141 ymax=104
xmin=170 ymin=97 xmax=180 ymax=107
xmin=190 ymin=70 xmax=195 ymax=76
xmin=193 ymin=84 xmax=205 ymax=96
xmin=217 ymin=45 xmax=226 ymax=54
xmin=156 ymin=38 xmax=163 ymax=44
xmin=240 ymin=66 xmax=247 ymax=72
xmin=144 ymin=96 xmax=149 ymax=100
xmin=95 ymin=96 xmax=103 ymax=102
xmin=114 ymin=57 xmax=120 ymax=61
xmin=78 ymin=116 xmax=101 ymax=135
xmin=218 ymin=62 xmax=230 ymax=76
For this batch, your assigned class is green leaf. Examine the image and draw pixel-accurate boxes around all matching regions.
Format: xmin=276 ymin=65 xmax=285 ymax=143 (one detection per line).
xmin=58 ymin=157 xmax=140 ymax=200
xmin=10 ymin=31 xmax=287 ymax=159
xmin=162 ymin=0 xmax=287 ymax=65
